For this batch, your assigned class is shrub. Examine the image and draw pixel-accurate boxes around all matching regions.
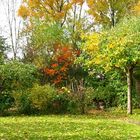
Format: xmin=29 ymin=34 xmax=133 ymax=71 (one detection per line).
xmin=13 ymin=90 xmax=33 ymax=114
xmin=92 ymin=86 xmax=117 ymax=108
xmin=67 ymin=88 xmax=94 ymax=114
xmin=0 ymin=61 xmax=38 ymax=114
xmin=13 ymin=84 xmax=70 ymax=114
xmin=48 ymin=87 xmax=70 ymax=114
xmin=84 ymin=87 xmax=95 ymax=110
xmin=67 ymin=93 xmax=82 ymax=114
xmin=0 ymin=91 xmax=14 ymax=115
xmin=13 ymin=84 xmax=103 ymax=115
xmin=116 ymin=85 xmax=139 ymax=109
xmin=0 ymin=61 xmax=38 ymax=91
xmin=28 ymin=84 xmax=57 ymax=113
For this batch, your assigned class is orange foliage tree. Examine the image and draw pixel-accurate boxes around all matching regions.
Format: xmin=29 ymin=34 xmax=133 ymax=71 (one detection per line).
xmin=18 ymin=0 xmax=88 ymax=88
xmin=43 ymin=43 xmax=80 ymax=85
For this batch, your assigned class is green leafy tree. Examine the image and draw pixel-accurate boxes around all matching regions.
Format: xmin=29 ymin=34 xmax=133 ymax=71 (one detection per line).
xmin=83 ymin=16 xmax=140 ymax=114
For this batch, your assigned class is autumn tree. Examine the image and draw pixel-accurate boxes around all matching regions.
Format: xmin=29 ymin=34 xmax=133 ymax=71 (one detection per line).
xmin=18 ymin=0 xmax=86 ymax=25
xmin=83 ymin=17 xmax=140 ymax=114
xmin=18 ymin=0 xmax=91 ymax=89
xmin=18 ymin=0 xmax=92 ymax=51
xmin=87 ymin=0 xmax=138 ymax=28
xmin=43 ymin=43 xmax=77 ymax=85
xmin=22 ymin=22 xmax=80 ymax=86
xmin=132 ymin=0 xmax=140 ymax=15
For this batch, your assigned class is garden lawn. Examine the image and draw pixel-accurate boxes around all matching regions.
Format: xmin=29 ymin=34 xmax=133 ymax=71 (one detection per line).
xmin=0 ymin=112 xmax=140 ymax=140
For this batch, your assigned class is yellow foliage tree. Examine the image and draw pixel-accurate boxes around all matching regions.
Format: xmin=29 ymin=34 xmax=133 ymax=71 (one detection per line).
xmin=87 ymin=0 xmax=138 ymax=28
xmin=83 ymin=17 xmax=140 ymax=114
xmin=18 ymin=0 xmax=85 ymax=22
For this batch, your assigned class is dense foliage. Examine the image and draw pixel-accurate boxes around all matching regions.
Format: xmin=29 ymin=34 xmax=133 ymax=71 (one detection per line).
xmin=1 ymin=0 xmax=140 ymax=115
xmin=0 ymin=61 xmax=38 ymax=114
xmin=82 ymin=17 xmax=140 ymax=114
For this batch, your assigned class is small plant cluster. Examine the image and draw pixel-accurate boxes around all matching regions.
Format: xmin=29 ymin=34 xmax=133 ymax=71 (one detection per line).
xmin=12 ymin=84 xmax=95 ymax=115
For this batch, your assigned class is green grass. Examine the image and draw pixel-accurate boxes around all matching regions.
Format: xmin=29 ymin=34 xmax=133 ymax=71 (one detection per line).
xmin=0 ymin=111 xmax=140 ymax=140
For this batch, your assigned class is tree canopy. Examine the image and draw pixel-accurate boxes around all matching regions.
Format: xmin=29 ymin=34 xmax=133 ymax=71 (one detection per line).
xmin=87 ymin=0 xmax=138 ymax=28
xmin=83 ymin=16 xmax=140 ymax=114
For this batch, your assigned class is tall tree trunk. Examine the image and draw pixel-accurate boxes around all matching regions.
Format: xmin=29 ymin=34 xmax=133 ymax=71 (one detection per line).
xmin=126 ymin=67 xmax=133 ymax=114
